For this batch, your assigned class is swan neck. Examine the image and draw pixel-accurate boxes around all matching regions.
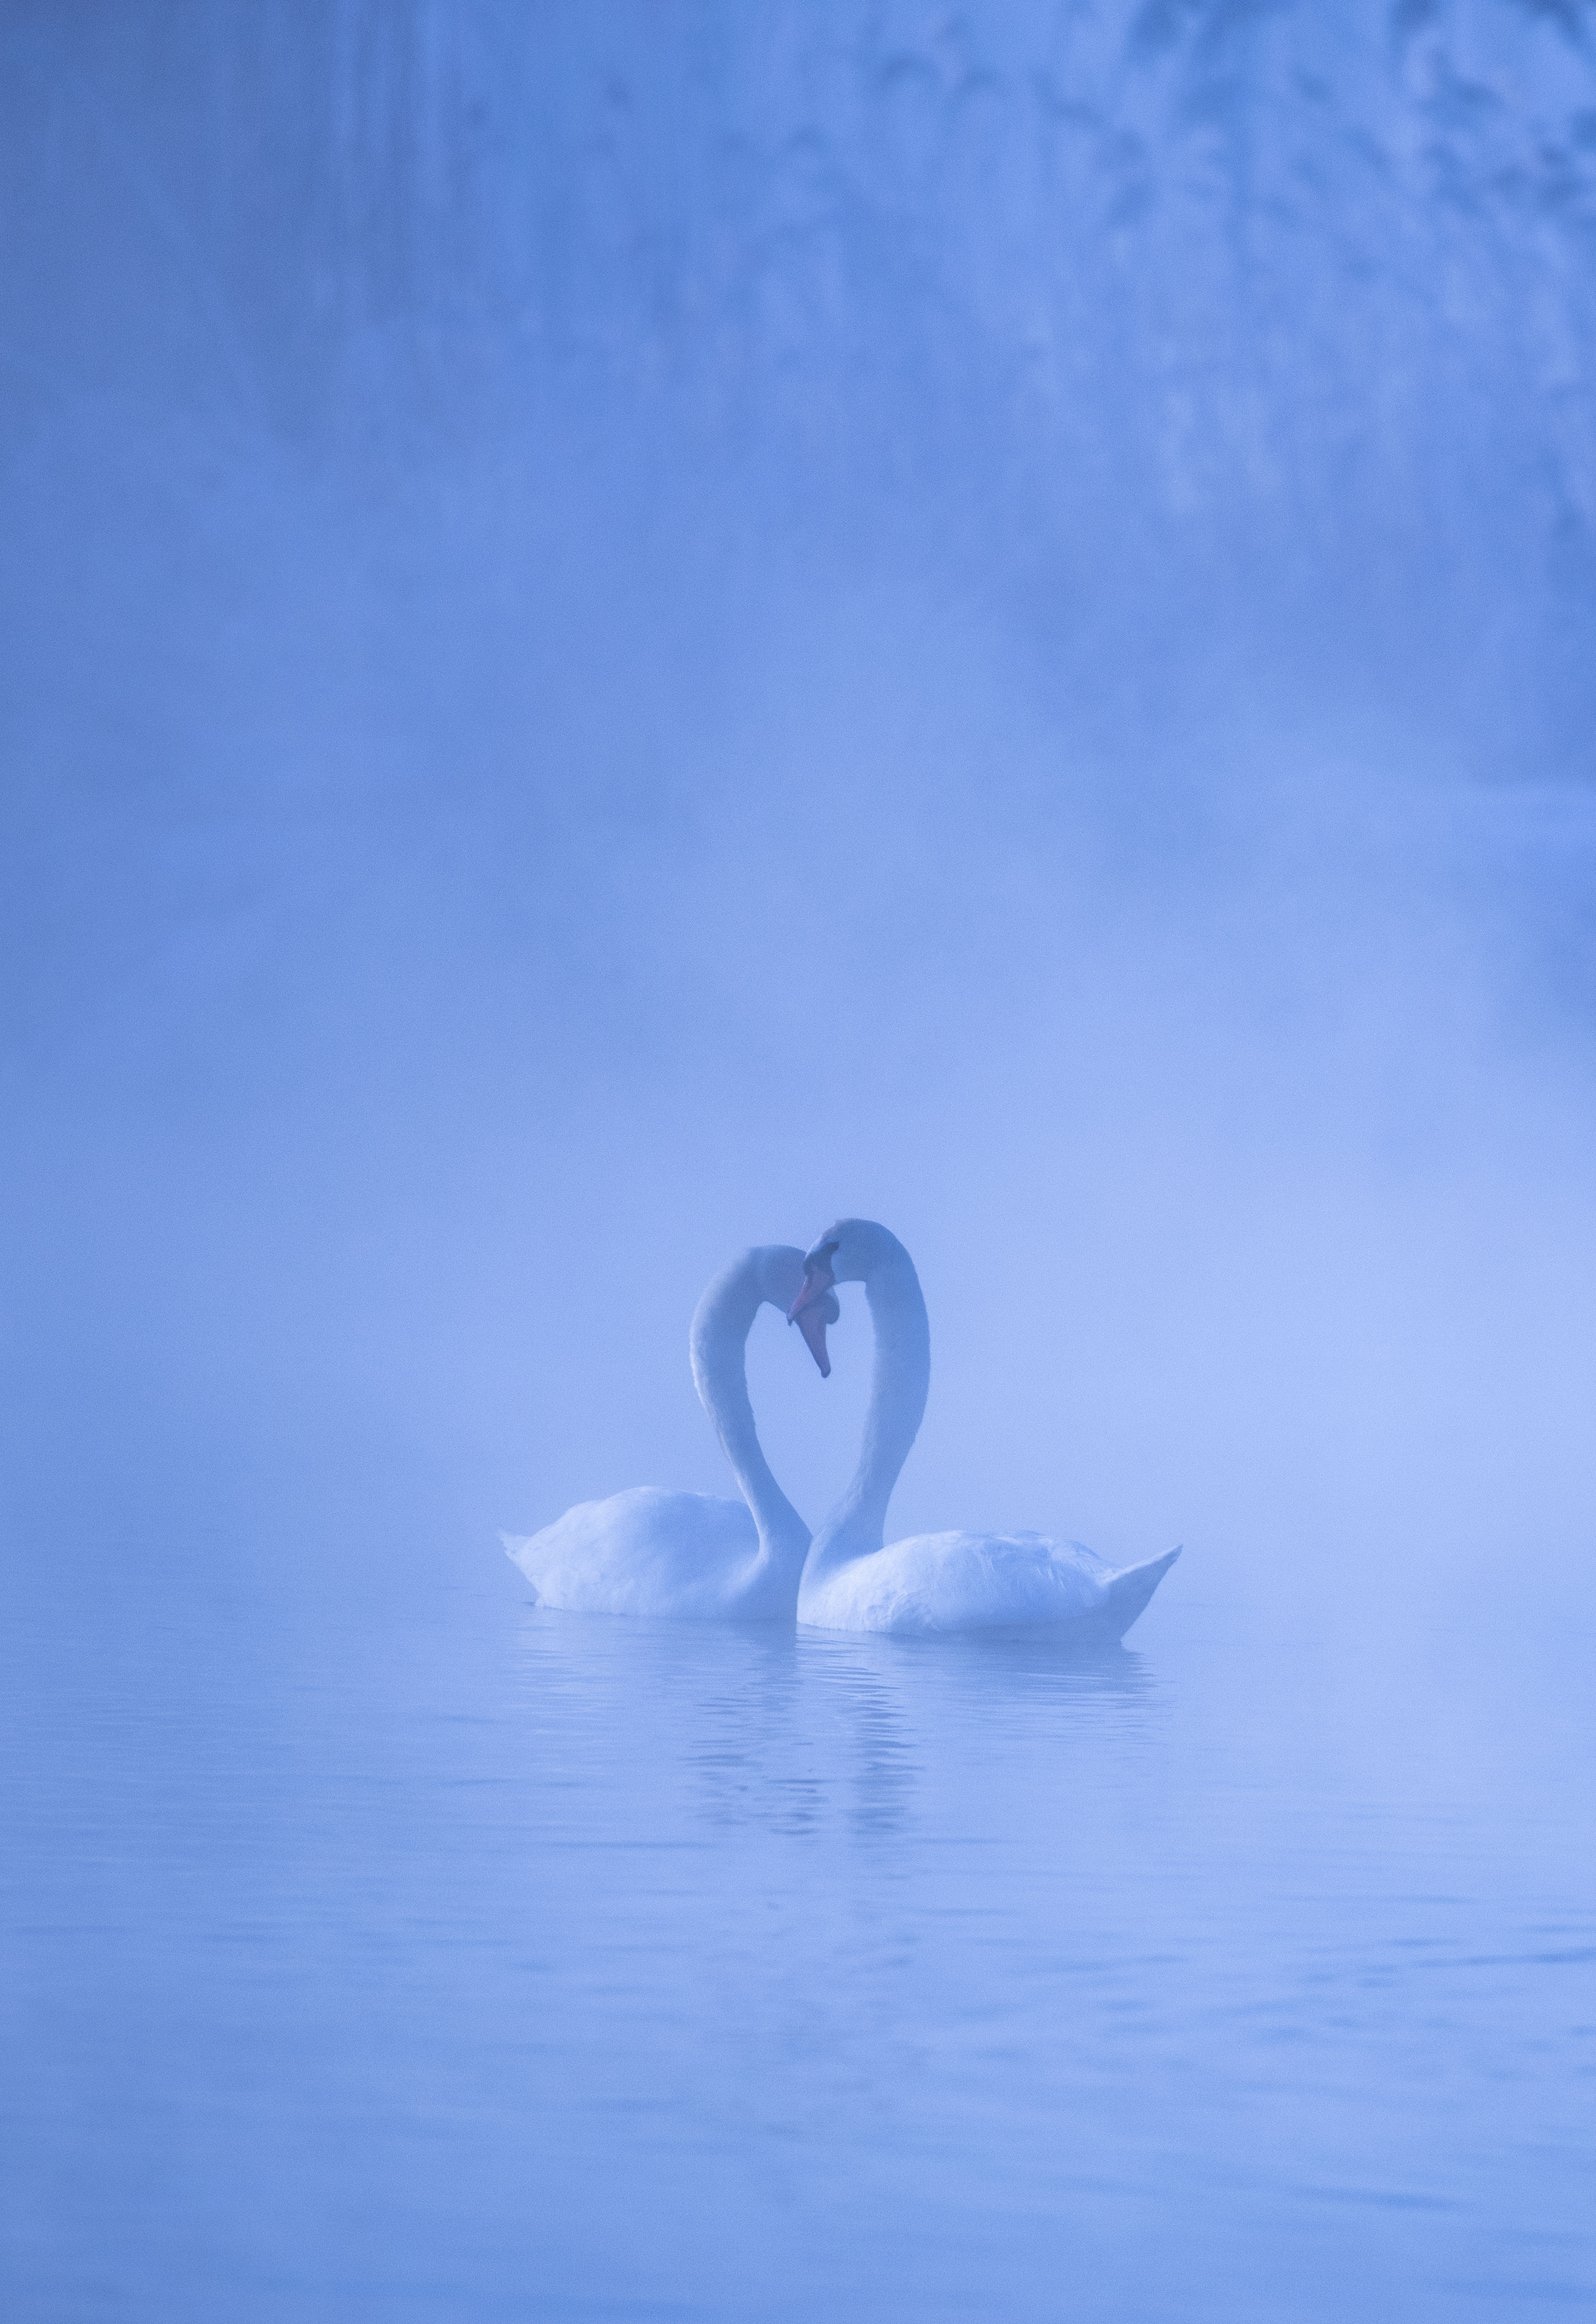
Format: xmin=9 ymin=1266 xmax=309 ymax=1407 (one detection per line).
xmin=806 ymin=1244 xmax=930 ymax=1581
xmin=690 ymin=1258 xmax=810 ymax=1587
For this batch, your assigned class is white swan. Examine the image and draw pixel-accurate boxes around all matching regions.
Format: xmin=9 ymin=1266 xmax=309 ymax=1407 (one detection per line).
xmin=502 ymin=1245 xmax=835 ymax=1620
xmin=787 ymin=1220 xmax=1180 ymax=1638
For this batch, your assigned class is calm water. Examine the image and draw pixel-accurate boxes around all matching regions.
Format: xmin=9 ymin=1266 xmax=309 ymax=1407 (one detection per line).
xmin=5 ymin=1555 xmax=1593 ymax=2322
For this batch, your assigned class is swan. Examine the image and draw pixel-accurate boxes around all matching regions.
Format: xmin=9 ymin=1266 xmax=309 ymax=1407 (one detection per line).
xmin=502 ymin=1245 xmax=836 ymax=1620
xmin=787 ymin=1219 xmax=1180 ymax=1639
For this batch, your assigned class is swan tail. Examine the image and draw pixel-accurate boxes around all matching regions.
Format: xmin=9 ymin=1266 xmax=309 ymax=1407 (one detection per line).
xmin=500 ymin=1530 xmax=542 ymax=1603
xmin=1099 ymin=1546 xmax=1181 ymax=1641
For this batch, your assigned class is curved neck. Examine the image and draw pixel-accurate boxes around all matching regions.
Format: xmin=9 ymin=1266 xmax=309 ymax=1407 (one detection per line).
xmin=805 ymin=1242 xmax=930 ymax=1581
xmin=690 ymin=1254 xmax=811 ymax=1587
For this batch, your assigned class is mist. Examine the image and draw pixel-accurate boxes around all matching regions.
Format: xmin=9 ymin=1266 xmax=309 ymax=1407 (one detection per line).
xmin=5 ymin=1 xmax=1593 ymax=1625
xmin=4 ymin=9 xmax=1594 ymax=2317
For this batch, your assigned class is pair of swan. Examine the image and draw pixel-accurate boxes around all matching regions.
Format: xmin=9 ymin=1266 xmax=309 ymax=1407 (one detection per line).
xmin=503 ymin=1220 xmax=1179 ymax=1640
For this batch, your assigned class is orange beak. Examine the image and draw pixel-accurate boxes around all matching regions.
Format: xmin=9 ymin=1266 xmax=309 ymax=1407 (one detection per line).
xmin=788 ymin=1254 xmax=838 ymax=1378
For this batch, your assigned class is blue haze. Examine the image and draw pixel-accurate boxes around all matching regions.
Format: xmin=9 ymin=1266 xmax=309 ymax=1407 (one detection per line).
xmin=3 ymin=5 xmax=1594 ymax=2318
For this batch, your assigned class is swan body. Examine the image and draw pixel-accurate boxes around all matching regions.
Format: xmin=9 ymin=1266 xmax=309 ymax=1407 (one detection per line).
xmin=790 ymin=1220 xmax=1180 ymax=1640
xmin=503 ymin=1245 xmax=823 ymax=1621
xmin=504 ymin=1486 xmax=768 ymax=1620
xmin=799 ymin=1528 xmax=1181 ymax=1639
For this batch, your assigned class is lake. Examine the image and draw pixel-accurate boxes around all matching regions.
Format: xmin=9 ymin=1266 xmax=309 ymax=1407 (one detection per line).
xmin=5 ymin=1549 xmax=1593 ymax=2321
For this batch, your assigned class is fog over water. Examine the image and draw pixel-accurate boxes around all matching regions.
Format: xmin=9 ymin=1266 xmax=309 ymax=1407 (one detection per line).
xmin=4 ymin=6 xmax=1595 ymax=2318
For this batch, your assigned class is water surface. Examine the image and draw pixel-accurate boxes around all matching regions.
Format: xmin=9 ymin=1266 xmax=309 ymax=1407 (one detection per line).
xmin=6 ymin=1549 xmax=1592 ymax=2322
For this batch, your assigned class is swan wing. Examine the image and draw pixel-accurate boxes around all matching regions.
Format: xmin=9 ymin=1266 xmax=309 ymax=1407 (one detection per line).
xmin=799 ymin=1531 xmax=1102 ymax=1634
xmin=800 ymin=1532 xmax=1180 ymax=1637
xmin=503 ymin=1486 xmax=760 ymax=1618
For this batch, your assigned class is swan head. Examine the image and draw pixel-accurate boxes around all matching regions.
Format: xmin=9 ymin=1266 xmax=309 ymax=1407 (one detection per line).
xmin=742 ymin=1243 xmax=838 ymax=1378
xmin=745 ymin=1247 xmax=838 ymax=1358
xmin=781 ymin=1229 xmax=849 ymax=1379
xmin=750 ymin=1246 xmax=809 ymax=1315
xmin=787 ymin=1219 xmax=905 ymax=1374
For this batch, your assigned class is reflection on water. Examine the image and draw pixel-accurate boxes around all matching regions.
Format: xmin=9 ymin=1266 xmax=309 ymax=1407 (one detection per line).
xmin=514 ymin=1609 xmax=1162 ymax=1845
xmin=4 ymin=1564 xmax=1593 ymax=2323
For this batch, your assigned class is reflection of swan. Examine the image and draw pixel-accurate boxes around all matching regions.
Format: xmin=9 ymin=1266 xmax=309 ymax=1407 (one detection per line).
xmin=788 ymin=1220 xmax=1180 ymax=1637
xmin=503 ymin=1247 xmax=835 ymax=1620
